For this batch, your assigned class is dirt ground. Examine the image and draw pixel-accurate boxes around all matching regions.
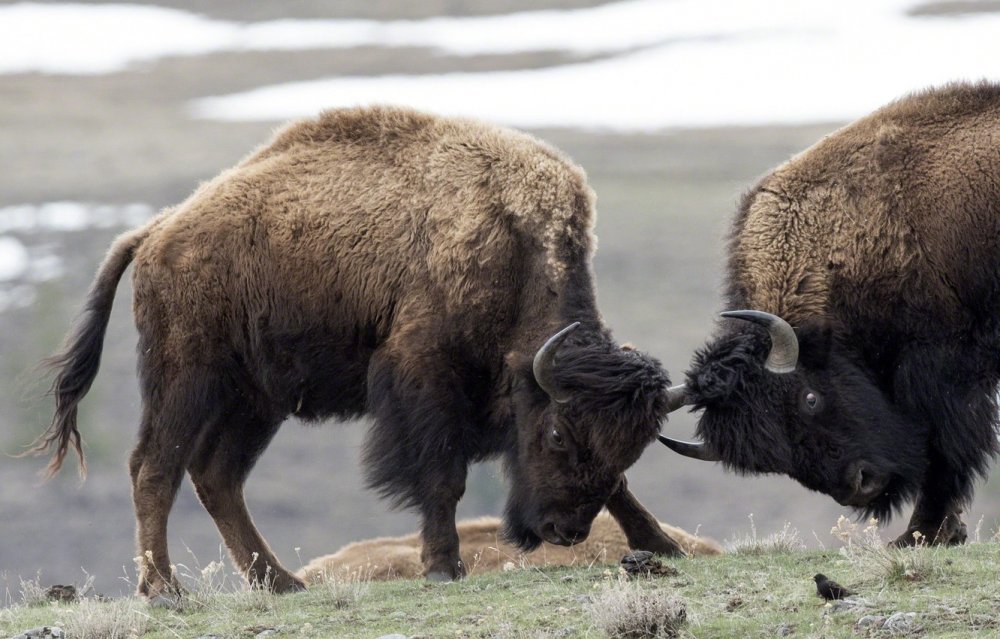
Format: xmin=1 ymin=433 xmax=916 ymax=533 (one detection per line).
xmin=1 ymin=0 xmax=998 ymax=597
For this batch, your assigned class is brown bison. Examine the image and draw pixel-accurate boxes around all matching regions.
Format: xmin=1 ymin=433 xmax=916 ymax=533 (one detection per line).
xmin=661 ymin=82 xmax=1000 ymax=546
xmin=32 ymin=106 xmax=683 ymax=601
xmin=297 ymin=511 xmax=722 ymax=583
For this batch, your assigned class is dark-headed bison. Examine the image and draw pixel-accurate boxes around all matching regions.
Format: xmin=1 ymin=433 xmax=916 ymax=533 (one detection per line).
xmin=662 ymin=82 xmax=1000 ymax=546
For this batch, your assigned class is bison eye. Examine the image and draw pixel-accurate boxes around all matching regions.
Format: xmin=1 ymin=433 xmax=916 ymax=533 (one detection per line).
xmin=802 ymin=390 xmax=823 ymax=414
xmin=550 ymin=427 xmax=566 ymax=449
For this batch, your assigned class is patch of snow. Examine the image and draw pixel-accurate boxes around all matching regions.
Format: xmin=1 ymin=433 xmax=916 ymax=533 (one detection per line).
xmin=0 ymin=237 xmax=29 ymax=281
xmin=190 ymin=9 xmax=1000 ymax=130
xmin=0 ymin=202 xmax=155 ymax=233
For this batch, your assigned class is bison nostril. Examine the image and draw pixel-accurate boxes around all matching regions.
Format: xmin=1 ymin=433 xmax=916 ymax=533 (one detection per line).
xmin=557 ymin=524 xmax=589 ymax=545
xmin=852 ymin=465 xmax=884 ymax=498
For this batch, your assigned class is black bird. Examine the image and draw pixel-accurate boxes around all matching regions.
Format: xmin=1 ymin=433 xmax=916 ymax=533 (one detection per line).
xmin=814 ymin=573 xmax=855 ymax=600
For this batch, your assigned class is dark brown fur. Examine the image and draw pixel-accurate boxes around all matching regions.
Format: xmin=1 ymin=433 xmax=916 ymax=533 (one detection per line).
xmin=33 ymin=106 xmax=681 ymax=599
xmin=685 ymin=82 xmax=1000 ymax=545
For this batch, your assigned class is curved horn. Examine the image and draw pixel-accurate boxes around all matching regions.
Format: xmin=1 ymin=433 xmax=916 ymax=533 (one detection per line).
xmin=666 ymin=384 xmax=690 ymax=413
xmin=721 ymin=310 xmax=799 ymax=374
xmin=532 ymin=322 xmax=580 ymax=403
xmin=657 ymin=435 xmax=722 ymax=462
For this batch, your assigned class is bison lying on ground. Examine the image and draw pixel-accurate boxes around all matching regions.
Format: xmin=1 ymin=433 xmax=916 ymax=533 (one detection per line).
xmin=661 ymin=81 xmax=1000 ymax=545
xmin=298 ymin=511 xmax=722 ymax=583
xmin=32 ymin=106 xmax=683 ymax=600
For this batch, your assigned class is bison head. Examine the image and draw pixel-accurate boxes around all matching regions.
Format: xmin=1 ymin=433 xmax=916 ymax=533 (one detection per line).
xmin=503 ymin=323 xmax=670 ymax=550
xmin=660 ymin=311 xmax=928 ymax=521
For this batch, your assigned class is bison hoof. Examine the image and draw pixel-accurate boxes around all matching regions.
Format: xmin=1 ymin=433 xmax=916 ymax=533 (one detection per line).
xmin=892 ymin=514 xmax=967 ymax=547
xmin=424 ymin=557 xmax=466 ymax=582
xmin=270 ymin=574 xmax=308 ymax=594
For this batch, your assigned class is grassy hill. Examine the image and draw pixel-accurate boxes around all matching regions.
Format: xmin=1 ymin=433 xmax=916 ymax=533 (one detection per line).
xmin=4 ymin=523 xmax=999 ymax=639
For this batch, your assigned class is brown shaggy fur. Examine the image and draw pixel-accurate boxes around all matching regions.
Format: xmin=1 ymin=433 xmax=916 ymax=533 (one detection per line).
xmin=34 ymin=106 xmax=681 ymax=600
xmin=298 ymin=512 xmax=722 ymax=583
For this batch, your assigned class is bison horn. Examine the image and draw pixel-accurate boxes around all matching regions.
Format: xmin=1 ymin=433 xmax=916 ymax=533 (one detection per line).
xmin=666 ymin=384 xmax=690 ymax=413
xmin=721 ymin=310 xmax=799 ymax=374
xmin=657 ymin=435 xmax=721 ymax=462
xmin=532 ymin=322 xmax=580 ymax=404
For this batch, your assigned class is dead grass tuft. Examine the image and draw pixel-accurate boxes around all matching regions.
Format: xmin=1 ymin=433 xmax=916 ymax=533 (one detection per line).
xmin=726 ymin=516 xmax=804 ymax=556
xmin=309 ymin=564 xmax=372 ymax=609
xmin=588 ymin=576 xmax=687 ymax=638
xmin=60 ymin=597 xmax=150 ymax=639
xmin=17 ymin=573 xmax=49 ymax=607
xmin=832 ymin=516 xmax=946 ymax=585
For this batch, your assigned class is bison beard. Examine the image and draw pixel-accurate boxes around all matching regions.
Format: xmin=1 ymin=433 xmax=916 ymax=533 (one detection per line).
xmin=661 ymin=81 xmax=1000 ymax=546
xmin=29 ymin=106 xmax=683 ymax=600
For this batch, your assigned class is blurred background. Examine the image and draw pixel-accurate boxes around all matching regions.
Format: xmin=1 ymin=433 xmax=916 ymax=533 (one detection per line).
xmin=2 ymin=0 xmax=1000 ymax=598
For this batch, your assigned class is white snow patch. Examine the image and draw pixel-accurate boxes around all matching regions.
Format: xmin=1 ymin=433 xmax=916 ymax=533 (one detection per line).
xmin=0 ymin=237 xmax=30 ymax=281
xmin=0 ymin=202 xmax=154 ymax=233
xmin=4 ymin=0 xmax=1000 ymax=128
xmin=190 ymin=7 xmax=1000 ymax=130
xmin=0 ymin=0 xmax=922 ymax=75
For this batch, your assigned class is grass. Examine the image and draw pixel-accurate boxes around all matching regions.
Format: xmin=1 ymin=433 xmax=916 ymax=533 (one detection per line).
xmin=4 ymin=533 xmax=1000 ymax=639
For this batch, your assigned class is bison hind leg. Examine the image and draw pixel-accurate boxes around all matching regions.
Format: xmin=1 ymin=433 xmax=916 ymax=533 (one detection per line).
xmin=186 ymin=399 xmax=305 ymax=593
xmin=130 ymin=373 xmax=225 ymax=600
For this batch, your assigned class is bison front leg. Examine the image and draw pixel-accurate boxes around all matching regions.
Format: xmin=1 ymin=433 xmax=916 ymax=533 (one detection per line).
xmin=363 ymin=346 xmax=472 ymax=582
xmin=605 ymin=476 xmax=685 ymax=557
xmin=892 ymin=509 xmax=967 ymax=547
xmin=418 ymin=468 xmax=467 ymax=581
xmin=893 ymin=469 xmax=967 ymax=547
xmin=893 ymin=438 xmax=969 ymax=547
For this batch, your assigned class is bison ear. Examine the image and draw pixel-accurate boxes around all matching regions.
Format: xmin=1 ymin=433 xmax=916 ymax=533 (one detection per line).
xmin=687 ymin=359 xmax=741 ymax=404
xmin=685 ymin=333 xmax=763 ymax=404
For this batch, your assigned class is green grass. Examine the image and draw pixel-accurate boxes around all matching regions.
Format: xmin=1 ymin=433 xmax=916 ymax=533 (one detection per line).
xmin=4 ymin=538 xmax=1000 ymax=639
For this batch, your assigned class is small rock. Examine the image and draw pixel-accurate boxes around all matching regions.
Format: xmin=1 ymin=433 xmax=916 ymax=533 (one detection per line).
xmin=827 ymin=597 xmax=872 ymax=613
xmin=254 ymin=630 xmax=280 ymax=639
xmin=856 ymin=615 xmax=886 ymax=629
xmin=883 ymin=612 xmax=917 ymax=634
xmin=10 ymin=628 xmax=64 ymax=639
xmin=775 ymin=621 xmax=794 ymax=636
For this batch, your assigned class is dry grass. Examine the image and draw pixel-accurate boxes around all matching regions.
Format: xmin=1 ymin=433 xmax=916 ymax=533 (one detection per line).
xmin=59 ymin=598 xmax=150 ymax=639
xmin=6 ymin=526 xmax=1000 ymax=638
xmin=831 ymin=516 xmax=947 ymax=585
xmin=307 ymin=564 xmax=373 ymax=610
xmin=725 ymin=515 xmax=805 ymax=556
xmin=15 ymin=574 xmax=49 ymax=608
xmin=587 ymin=576 xmax=687 ymax=638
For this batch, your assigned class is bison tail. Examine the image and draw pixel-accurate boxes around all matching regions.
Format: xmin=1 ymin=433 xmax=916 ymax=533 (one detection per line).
xmin=25 ymin=226 xmax=150 ymax=479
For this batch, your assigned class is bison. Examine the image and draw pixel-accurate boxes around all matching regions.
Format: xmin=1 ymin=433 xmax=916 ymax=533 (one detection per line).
xmin=297 ymin=511 xmax=722 ymax=584
xmin=31 ymin=106 xmax=683 ymax=600
xmin=660 ymin=81 xmax=1000 ymax=546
